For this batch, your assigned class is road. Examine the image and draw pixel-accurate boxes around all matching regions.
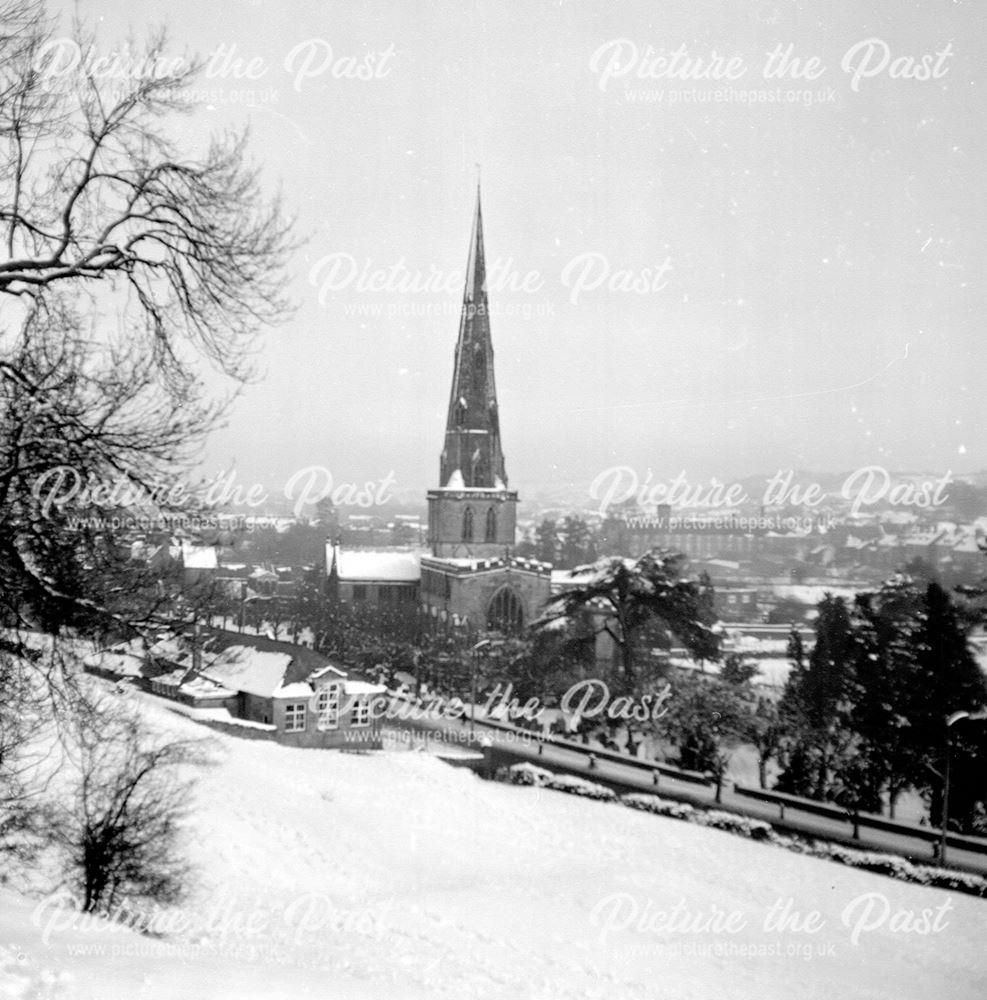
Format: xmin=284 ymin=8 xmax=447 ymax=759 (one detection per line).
xmin=386 ymin=706 xmax=987 ymax=877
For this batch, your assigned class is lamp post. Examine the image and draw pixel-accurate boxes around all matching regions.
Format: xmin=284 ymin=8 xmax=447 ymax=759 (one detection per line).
xmin=940 ymin=708 xmax=987 ymax=866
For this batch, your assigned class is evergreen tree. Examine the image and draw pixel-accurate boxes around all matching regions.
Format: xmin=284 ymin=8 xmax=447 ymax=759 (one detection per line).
xmin=663 ymin=663 xmax=757 ymax=802
xmin=534 ymin=550 xmax=720 ymax=693
xmin=901 ymin=582 xmax=986 ymax=828
xmin=534 ymin=519 xmax=558 ymax=564
xmin=776 ymin=597 xmax=856 ymax=799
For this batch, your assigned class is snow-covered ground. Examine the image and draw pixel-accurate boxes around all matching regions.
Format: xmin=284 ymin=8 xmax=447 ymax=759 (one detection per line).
xmin=2 ymin=693 xmax=985 ymax=1000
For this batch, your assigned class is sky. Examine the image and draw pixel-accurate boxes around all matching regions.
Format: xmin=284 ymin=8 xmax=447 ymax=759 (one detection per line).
xmin=56 ymin=0 xmax=986 ymax=503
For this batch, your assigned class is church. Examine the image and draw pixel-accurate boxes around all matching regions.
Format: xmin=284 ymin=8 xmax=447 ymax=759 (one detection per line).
xmin=327 ymin=188 xmax=552 ymax=634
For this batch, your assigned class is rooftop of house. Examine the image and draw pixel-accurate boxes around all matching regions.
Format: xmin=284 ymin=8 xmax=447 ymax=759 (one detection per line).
xmin=181 ymin=543 xmax=218 ymax=570
xmin=327 ymin=545 xmax=424 ymax=582
xmin=203 ymin=630 xmax=334 ymax=685
xmin=200 ymin=647 xmax=296 ymax=699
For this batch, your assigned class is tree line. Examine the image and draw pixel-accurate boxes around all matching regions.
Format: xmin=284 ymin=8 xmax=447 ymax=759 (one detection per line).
xmin=0 ymin=0 xmax=291 ymax=917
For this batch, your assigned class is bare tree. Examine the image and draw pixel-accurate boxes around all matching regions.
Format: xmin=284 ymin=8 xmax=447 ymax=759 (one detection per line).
xmin=0 ymin=637 xmax=103 ymax=863
xmin=0 ymin=4 xmax=287 ymax=903
xmin=51 ymin=692 xmax=212 ymax=913
xmin=0 ymin=644 xmax=53 ymax=859
xmin=0 ymin=2 xmax=294 ymax=634
xmin=0 ymin=3 xmax=292 ymax=379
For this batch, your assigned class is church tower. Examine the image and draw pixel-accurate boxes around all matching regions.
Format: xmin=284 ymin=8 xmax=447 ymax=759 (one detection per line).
xmin=427 ymin=187 xmax=518 ymax=558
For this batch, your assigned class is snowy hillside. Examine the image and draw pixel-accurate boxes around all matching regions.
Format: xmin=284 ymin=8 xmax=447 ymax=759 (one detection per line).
xmin=3 ymin=693 xmax=985 ymax=1000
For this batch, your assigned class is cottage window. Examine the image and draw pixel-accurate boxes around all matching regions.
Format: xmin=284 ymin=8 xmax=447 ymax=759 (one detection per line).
xmin=316 ymin=683 xmax=341 ymax=730
xmin=351 ymin=696 xmax=370 ymax=727
xmin=284 ymin=702 xmax=307 ymax=733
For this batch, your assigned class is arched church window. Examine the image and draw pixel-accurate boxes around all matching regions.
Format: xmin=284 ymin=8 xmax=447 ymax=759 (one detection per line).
xmin=485 ymin=507 xmax=497 ymax=542
xmin=462 ymin=506 xmax=474 ymax=542
xmin=487 ymin=587 xmax=524 ymax=633
xmin=455 ymin=397 xmax=467 ymax=428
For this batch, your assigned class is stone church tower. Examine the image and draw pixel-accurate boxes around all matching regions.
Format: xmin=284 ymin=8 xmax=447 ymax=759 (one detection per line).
xmin=421 ymin=188 xmax=550 ymax=633
xmin=427 ymin=187 xmax=517 ymax=559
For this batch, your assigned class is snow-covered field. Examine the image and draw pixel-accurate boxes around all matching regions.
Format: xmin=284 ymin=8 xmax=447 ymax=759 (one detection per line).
xmin=3 ymin=694 xmax=985 ymax=1000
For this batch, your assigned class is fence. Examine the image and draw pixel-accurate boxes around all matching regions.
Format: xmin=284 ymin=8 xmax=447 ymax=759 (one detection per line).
xmin=733 ymin=783 xmax=987 ymax=858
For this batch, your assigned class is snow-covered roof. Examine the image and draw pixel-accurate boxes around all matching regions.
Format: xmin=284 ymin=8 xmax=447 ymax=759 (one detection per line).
xmin=147 ymin=635 xmax=191 ymax=665
xmin=273 ymin=681 xmax=315 ymax=699
xmin=445 ymin=469 xmax=465 ymax=489
xmin=195 ymin=630 xmax=342 ymax=696
xmin=902 ymin=529 xmax=944 ymax=546
xmin=954 ymin=536 xmax=984 ymax=554
xmin=880 ymin=510 xmax=918 ymax=525
xmin=343 ymin=680 xmax=387 ymax=696
xmin=310 ymin=664 xmax=348 ymax=681
xmin=181 ymin=544 xmax=217 ymax=570
xmin=180 ymin=676 xmax=235 ymax=699
xmin=771 ymin=584 xmax=858 ymax=604
xmin=83 ymin=647 xmax=145 ymax=678
xmin=201 ymin=647 xmax=293 ymax=698
xmin=329 ymin=547 xmax=422 ymax=582
xmin=550 ymin=568 xmax=595 ymax=589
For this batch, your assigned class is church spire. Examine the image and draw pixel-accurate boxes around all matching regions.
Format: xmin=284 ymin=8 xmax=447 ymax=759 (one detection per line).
xmin=440 ymin=185 xmax=507 ymax=490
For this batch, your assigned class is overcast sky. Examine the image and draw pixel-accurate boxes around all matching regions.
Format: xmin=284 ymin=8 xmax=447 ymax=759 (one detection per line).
xmin=65 ymin=0 xmax=985 ymax=500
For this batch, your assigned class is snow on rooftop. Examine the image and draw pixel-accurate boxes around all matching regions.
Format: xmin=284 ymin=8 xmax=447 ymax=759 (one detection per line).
xmin=330 ymin=548 xmax=422 ymax=582
xmin=83 ymin=648 xmax=145 ymax=678
xmin=147 ymin=635 xmax=191 ymax=664
xmin=200 ymin=647 xmax=293 ymax=698
xmin=180 ymin=677 xmax=235 ymax=699
xmin=772 ymin=584 xmax=859 ymax=604
xmin=272 ymin=681 xmax=314 ymax=699
xmin=953 ymin=536 xmax=984 ymax=553
xmin=181 ymin=543 xmax=217 ymax=570
xmin=342 ymin=679 xmax=387 ymax=696
xmin=310 ymin=663 xmax=348 ymax=681
xmin=550 ymin=568 xmax=595 ymax=588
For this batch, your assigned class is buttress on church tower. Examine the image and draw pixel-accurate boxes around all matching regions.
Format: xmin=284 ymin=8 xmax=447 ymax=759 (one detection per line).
xmin=420 ymin=188 xmax=551 ymax=633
